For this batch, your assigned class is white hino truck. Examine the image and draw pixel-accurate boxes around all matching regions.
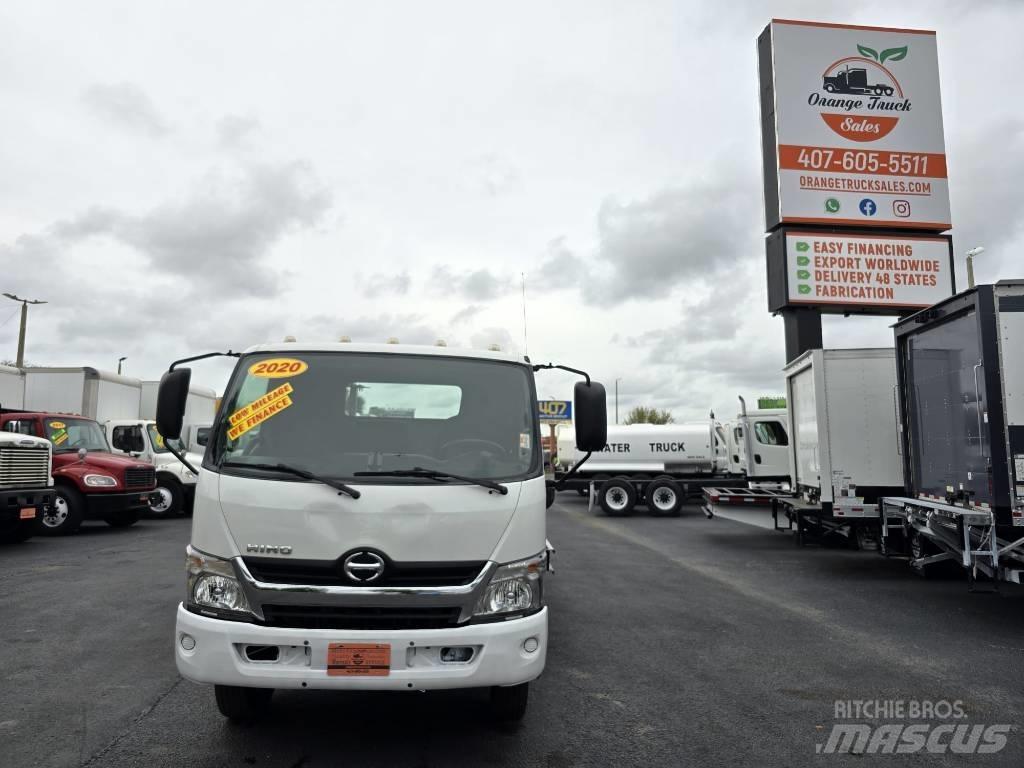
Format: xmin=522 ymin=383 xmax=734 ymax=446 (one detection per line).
xmin=154 ymin=341 xmax=606 ymax=723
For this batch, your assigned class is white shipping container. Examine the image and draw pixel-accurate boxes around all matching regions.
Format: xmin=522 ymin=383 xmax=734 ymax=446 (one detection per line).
xmin=140 ymin=381 xmax=217 ymax=425
xmin=0 ymin=364 xmax=25 ymax=409
xmin=784 ymin=349 xmax=903 ymax=506
xmin=23 ymin=368 xmax=141 ymax=422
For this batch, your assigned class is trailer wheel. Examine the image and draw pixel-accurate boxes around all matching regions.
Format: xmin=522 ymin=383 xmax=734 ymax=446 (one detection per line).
xmin=647 ymin=476 xmax=682 ymax=517
xmin=598 ymin=478 xmax=636 ymax=516
xmin=909 ymin=530 xmax=938 ymax=579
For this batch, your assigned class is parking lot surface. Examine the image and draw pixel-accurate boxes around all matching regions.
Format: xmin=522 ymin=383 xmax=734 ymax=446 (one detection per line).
xmin=2 ymin=497 xmax=1024 ymax=767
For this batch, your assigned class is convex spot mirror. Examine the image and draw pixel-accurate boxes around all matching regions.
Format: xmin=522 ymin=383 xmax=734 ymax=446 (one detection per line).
xmin=573 ymin=380 xmax=607 ymax=453
xmin=156 ymin=368 xmax=192 ymax=441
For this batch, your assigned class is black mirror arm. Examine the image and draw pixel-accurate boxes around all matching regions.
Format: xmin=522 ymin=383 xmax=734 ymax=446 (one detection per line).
xmin=169 ymin=351 xmax=241 ymax=371
xmin=532 ymin=362 xmax=590 ymax=386
xmin=165 ymin=440 xmax=198 ymax=474
xmin=553 ymin=452 xmax=592 ymax=490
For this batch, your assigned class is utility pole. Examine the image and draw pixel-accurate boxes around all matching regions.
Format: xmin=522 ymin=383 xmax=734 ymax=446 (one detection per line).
xmin=966 ymin=246 xmax=985 ymax=289
xmin=2 ymin=293 xmax=47 ymax=368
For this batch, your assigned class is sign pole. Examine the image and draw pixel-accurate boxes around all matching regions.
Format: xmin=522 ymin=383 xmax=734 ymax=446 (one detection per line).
xmin=781 ymin=307 xmax=823 ymax=363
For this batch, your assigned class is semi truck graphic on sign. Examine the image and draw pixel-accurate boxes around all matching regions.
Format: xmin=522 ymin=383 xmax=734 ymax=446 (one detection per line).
xmin=822 ymin=66 xmax=894 ymax=96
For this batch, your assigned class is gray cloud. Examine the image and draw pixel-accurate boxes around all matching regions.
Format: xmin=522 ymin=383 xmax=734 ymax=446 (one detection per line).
xmin=362 ymin=271 xmax=411 ymax=298
xmin=533 ymin=237 xmax=586 ymax=291
xmin=82 ymin=82 xmax=170 ymax=137
xmin=51 ymin=160 xmax=331 ymax=298
xmin=217 ymin=114 xmax=261 ymax=148
xmin=579 ymin=178 xmax=759 ymax=305
xmin=450 ymin=305 xmax=483 ymax=324
xmin=430 ymin=266 xmax=511 ymax=301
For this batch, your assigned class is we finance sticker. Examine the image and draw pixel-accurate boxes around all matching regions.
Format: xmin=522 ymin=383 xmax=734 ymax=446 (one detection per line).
xmin=249 ymin=358 xmax=308 ymax=379
xmin=228 ymin=383 xmax=294 ymax=440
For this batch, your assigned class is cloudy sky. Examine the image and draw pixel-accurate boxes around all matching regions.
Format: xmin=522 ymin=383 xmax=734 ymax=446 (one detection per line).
xmin=1 ymin=0 xmax=1021 ymax=421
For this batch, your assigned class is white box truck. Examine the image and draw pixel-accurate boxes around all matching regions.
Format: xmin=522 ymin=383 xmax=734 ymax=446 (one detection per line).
xmin=23 ymin=367 xmax=142 ymax=422
xmin=154 ymin=342 xmax=606 ymax=723
xmin=0 ymin=364 xmax=25 ymax=409
xmin=782 ymin=348 xmax=904 ymax=545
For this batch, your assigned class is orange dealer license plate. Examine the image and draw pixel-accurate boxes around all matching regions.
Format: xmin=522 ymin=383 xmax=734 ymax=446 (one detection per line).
xmin=327 ymin=643 xmax=391 ymax=677
xmin=20 ymin=507 xmax=36 ymax=520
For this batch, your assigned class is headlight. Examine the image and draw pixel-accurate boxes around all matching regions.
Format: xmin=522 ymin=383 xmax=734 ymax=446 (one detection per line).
xmin=473 ymin=551 xmax=546 ymax=619
xmin=186 ymin=546 xmax=251 ymax=616
xmin=84 ymin=473 xmax=117 ymax=487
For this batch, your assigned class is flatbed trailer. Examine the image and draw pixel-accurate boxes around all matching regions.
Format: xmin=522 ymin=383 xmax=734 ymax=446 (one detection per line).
xmin=700 ymin=486 xmax=791 ymax=518
xmin=880 ymin=496 xmax=1024 ymax=588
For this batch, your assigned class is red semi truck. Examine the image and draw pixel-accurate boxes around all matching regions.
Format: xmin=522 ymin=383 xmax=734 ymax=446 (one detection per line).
xmin=0 ymin=411 xmax=157 ymax=535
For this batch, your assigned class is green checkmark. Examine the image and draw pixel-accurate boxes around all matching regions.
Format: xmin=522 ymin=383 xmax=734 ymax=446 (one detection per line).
xmin=798 ymin=284 xmax=811 ymax=295
xmin=797 ymin=269 xmax=810 ymax=280
xmin=796 ymin=242 xmax=810 ymax=252
xmin=797 ymin=255 xmax=810 ymax=266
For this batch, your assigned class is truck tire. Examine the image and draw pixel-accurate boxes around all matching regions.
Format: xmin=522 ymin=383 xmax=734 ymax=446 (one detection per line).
xmin=150 ymin=475 xmax=184 ymax=517
xmin=647 ymin=476 xmax=682 ymax=517
xmin=489 ymin=682 xmax=529 ymax=722
xmin=909 ymin=530 xmax=939 ymax=579
xmin=214 ymin=685 xmax=274 ymax=723
xmin=41 ymin=486 xmax=85 ymax=536
xmin=598 ymin=478 xmax=636 ymax=516
xmin=104 ymin=510 xmax=140 ymax=528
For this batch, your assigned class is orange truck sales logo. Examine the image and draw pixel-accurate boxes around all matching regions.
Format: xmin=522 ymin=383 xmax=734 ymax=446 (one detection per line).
xmin=809 ymin=44 xmax=910 ymax=142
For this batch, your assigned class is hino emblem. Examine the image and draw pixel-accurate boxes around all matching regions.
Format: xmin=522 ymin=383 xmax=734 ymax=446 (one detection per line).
xmin=246 ymin=544 xmax=293 ymax=555
xmin=343 ymin=551 xmax=386 ymax=583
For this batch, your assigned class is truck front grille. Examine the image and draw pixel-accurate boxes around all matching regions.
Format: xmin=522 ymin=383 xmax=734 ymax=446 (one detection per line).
xmin=259 ymin=605 xmax=462 ymax=631
xmin=0 ymin=447 xmax=50 ymax=488
xmin=243 ymin=557 xmax=485 ymax=588
xmin=124 ymin=467 xmax=156 ymax=489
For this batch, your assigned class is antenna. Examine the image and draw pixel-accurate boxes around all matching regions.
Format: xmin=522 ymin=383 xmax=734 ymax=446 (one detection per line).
xmin=521 ymin=272 xmax=529 ymax=356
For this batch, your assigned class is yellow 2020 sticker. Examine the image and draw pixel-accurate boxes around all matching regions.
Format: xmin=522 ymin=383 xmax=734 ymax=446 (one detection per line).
xmin=228 ymin=383 xmax=294 ymax=440
xmin=249 ymin=358 xmax=308 ymax=379
xmin=49 ymin=421 xmax=66 ymax=429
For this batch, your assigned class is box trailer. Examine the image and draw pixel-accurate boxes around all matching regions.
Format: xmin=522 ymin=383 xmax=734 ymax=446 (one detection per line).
xmin=23 ymin=368 xmax=142 ymax=423
xmin=882 ymin=281 xmax=1024 ymax=583
xmin=140 ymin=381 xmax=216 ymax=427
xmin=779 ymin=349 xmax=904 ymax=545
xmin=0 ymin=364 xmax=25 ymax=410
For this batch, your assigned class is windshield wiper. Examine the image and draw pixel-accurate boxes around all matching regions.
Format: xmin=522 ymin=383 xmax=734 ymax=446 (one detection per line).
xmin=222 ymin=461 xmax=361 ymax=499
xmin=354 ymin=467 xmax=509 ymax=495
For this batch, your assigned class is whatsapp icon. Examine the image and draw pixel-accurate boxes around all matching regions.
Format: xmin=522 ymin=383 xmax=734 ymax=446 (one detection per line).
xmin=824 ymin=198 xmax=841 ymax=214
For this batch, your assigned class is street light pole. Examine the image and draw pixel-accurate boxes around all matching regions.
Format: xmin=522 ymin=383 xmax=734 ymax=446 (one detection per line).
xmin=117 ymin=357 xmax=127 ymax=375
xmin=965 ymin=247 xmax=985 ymax=289
xmin=2 ymin=293 xmax=47 ymax=368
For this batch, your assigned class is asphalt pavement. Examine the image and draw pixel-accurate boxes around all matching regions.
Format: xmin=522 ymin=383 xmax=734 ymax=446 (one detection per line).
xmin=2 ymin=498 xmax=1024 ymax=767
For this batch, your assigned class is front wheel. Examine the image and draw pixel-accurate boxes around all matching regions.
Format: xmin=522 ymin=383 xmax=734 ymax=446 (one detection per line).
xmin=41 ymin=486 xmax=85 ymax=536
xmin=150 ymin=476 xmax=184 ymax=517
xmin=215 ymin=685 xmax=274 ymax=723
xmin=490 ymin=683 xmax=529 ymax=722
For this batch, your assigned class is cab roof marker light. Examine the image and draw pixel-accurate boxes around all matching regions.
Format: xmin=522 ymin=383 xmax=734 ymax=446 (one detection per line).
xmin=339 ymin=335 xmax=352 ymax=343
xmin=283 ymin=335 xmax=297 ymax=342
xmin=386 ymin=337 xmax=400 ymax=344
xmin=488 ymin=344 xmax=502 ymax=352
xmin=435 ymin=339 xmax=447 ymax=347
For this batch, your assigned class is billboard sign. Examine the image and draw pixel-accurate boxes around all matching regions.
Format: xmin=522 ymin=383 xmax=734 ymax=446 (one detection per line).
xmin=767 ymin=229 xmax=954 ymax=313
xmin=758 ymin=19 xmax=950 ymax=231
xmin=538 ymin=400 xmax=572 ymax=422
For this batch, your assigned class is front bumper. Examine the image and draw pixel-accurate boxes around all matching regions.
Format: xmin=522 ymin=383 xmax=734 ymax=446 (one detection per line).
xmin=1 ymin=486 xmax=54 ymax=528
xmin=175 ymin=603 xmax=547 ymax=690
xmin=84 ymin=490 xmax=159 ymax=518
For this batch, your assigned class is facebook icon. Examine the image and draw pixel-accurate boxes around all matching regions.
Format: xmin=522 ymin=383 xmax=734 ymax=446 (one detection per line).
xmin=859 ymin=198 xmax=877 ymax=216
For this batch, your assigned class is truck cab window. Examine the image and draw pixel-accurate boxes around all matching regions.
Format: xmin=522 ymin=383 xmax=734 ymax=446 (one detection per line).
xmin=754 ymin=421 xmax=788 ymax=446
xmin=3 ymin=419 xmax=37 ymax=436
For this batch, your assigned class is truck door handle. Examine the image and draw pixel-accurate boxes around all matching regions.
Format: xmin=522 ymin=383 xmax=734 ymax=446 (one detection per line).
xmin=754 ymin=454 xmax=762 ymax=464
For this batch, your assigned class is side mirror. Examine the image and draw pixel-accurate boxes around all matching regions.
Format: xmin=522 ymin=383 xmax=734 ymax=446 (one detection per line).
xmin=573 ymin=380 xmax=607 ymax=452
xmin=156 ymin=368 xmax=192 ymax=441
xmin=130 ymin=427 xmax=146 ymax=453
xmin=196 ymin=428 xmax=210 ymax=447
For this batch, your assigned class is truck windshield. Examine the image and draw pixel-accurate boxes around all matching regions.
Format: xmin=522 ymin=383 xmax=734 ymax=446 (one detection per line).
xmin=147 ymin=424 xmax=170 ymax=454
xmin=45 ymin=417 xmax=109 ymax=453
xmin=212 ymin=352 xmax=540 ymax=483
